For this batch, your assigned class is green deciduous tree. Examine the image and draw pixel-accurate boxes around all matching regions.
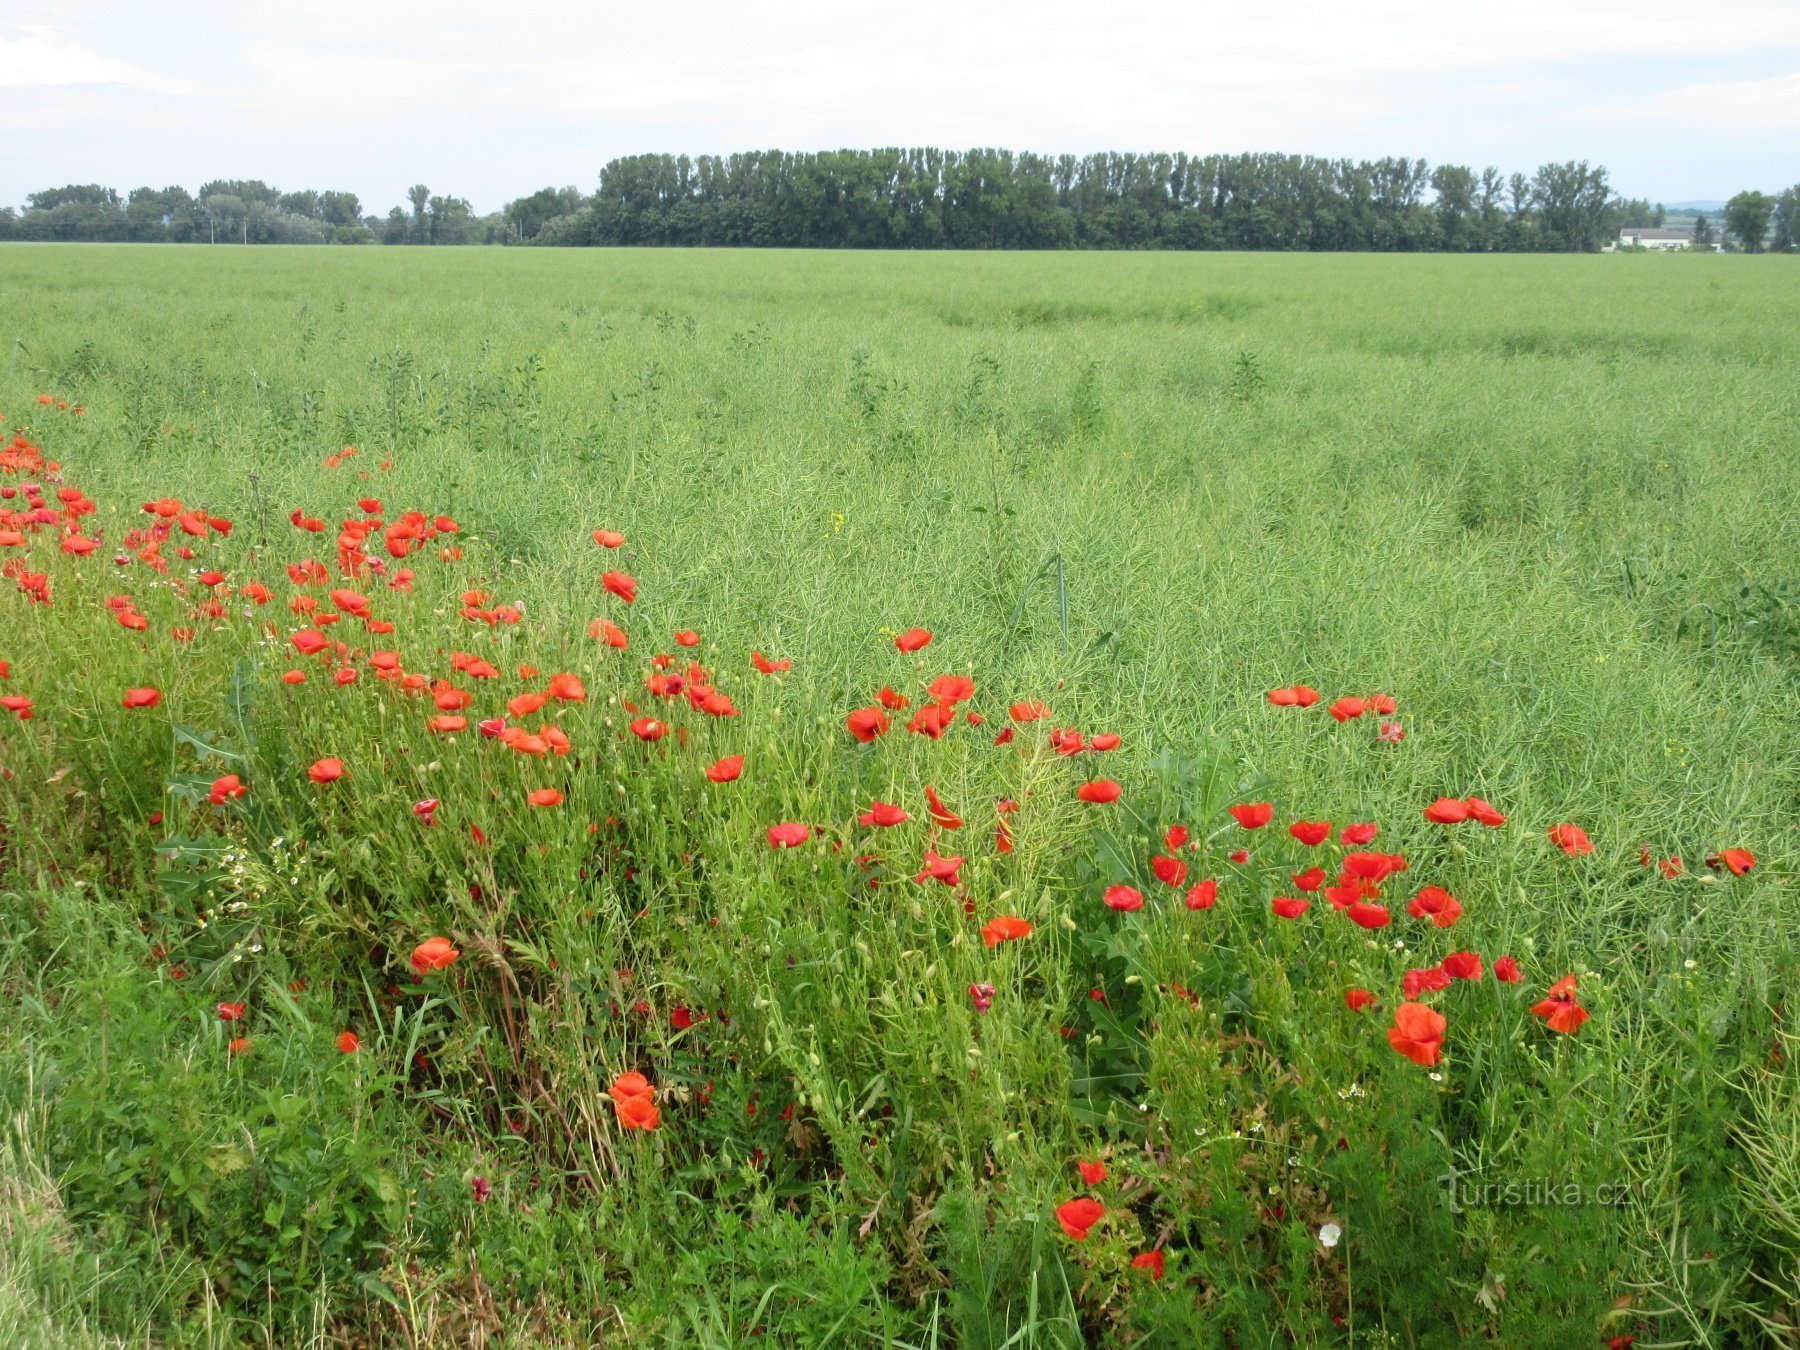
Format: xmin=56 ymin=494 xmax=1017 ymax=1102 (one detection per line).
xmin=1724 ymin=190 xmax=1775 ymax=253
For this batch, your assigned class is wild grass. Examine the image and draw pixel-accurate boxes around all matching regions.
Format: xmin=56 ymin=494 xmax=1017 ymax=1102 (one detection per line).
xmin=0 ymin=244 xmax=1795 ymax=1346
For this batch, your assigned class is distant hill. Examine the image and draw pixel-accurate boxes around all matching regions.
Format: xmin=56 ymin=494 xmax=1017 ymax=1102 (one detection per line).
xmin=1665 ymin=200 xmax=1726 ymax=212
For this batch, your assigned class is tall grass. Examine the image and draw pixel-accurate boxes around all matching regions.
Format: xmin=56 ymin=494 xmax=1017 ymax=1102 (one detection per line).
xmin=0 ymin=244 xmax=1795 ymax=1346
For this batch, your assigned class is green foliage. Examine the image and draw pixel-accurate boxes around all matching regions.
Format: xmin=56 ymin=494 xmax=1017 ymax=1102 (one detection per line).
xmin=0 ymin=247 xmax=1795 ymax=1346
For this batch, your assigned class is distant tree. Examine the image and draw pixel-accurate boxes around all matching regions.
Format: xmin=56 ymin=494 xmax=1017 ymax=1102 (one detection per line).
xmin=427 ymin=194 xmax=476 ymax=244
xmin=406 ymin=184 xmax=431 ymax=242
xmin=279 ymin=189 xmax=321 ymax=219
xmin=200 ymin=192 xmax=247 ymax=243
xmin=199 ymin=180 xmax=278 ymax=209
xmin=1724 ymin=190 xmax=1774 ymax=252
xmin=27 ymin=184 xmax=119 ymax=212
xmin=1530 ymin=161 xmax=1612 ymax=251
xmin=382 ymin=206 xmax=409 ymax=245
xmin=1692 ymin=213 xmax=1714 ymax=250
xmin=1473 ymin=167 xmax=1506 ymax=249
xmin=1430 ymin=164 xmax=1477 ymax=250
xmin=504 ymin=185 xmax=588 ymax=241
xmin=318 ymin=191 xmax=363 ymax=229
xmin=1770 ymin=187 xmax=1799 ymax=253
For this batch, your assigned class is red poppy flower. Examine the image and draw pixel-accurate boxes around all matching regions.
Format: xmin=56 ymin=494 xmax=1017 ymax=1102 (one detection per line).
xmin=1531 ymin=974 xmax=1589 ymax=1033
xmin=336 ymin=1031 xmax=359 ymax=1053
xmin=1150 ymin=855 xmax=1188 ymax=888
xmin=674 ymin=630 xmax=700 ymax=647
xmin=1164 ymin=824 xmax=1190 ymax=851
xmin=1089 ymin=732 xmax=1121 ymax=751
xmin=1387 ymin=1001 xmax=1447 ymax=1066
xmin=1289 ymin=820 xmax=1331 ymax=846
xmin=1271 ymin=896 xmax=1310 ymax=919
xmin=602 ymin=571 xmax=637 ymax=605
xmin=1707 ymin=848 xmax=1755 ymax=876
xmin=1493 ymin=955 xmax=1522 ymax=983
xmin=228 ymin=1036 xmax=251 ymax=1056
xmin=1076 ymin=1160 xmax=1107 ymax=1186
xmin=1658 ymin=856 xmax=1683 ymax=878
xmin=547 ymin=672 xmax=586 ymax=702
xmin=1104 ymin=885 xmax=1144 ymax=912
xmin=428 ymin=714 xmax=468 ymax=734
xmin=895 ymin=627 xmax=932 ymax=652
xmin=1267 ymin=685 xmax=1321 ymax=707
xmin=217 ymin=1001 xmax=246 ymax=1021
xmin=1442 ymin=951 xmax=1483 ymax=981
xmin=121 ymin=687 xmax=162 ymax=709
xmin=1345 ymin=988 xmax=1375 ymax=1013
xmin=1185 ymin=879 xmax=1218 ymax=910
xmin=1328 ymin=697 xmax=1367 ymax=722
xmin=207 ymin=774 xmax=247 ymax=805
xmin=1292 ymin=866 xmax=1326 ymax=892
xmin=630 ymin=716 xmax=666 ymax=742
xmin=924 ymin=785 xmax=964 ymax=830
xmin=768 ymin=822 xmax=811 ymax=849
xmin=1010 ymin=701 xmax=1049 ymax=723
xmin=981 ymin=915 xmax=1033 ymax=947
xmin=1340 ymin=822 xmax=1378 ymax=845
xmin=1464 ymin=797 xmax=1507 ymax=827
xmin=706 ymin=755 xmax=743 ymax=783
xmin=915 ymin=849 xmax=965 ymax=886
xmin=0 ymin=695 xmax=33 ymax=719
xmin=1229 ymin=802 xmax=1273 ymax=829
xmin=615 ymin=1093 xmax=660 ymax=1131
xmin=410 ymin=937 xmax=460 ymax=973
xmin=1343 ymin=851 xmax=1400 ymax=883
xmin=876 ymin=685 xmax=911 ymax=710
xmin=751 ymin=649 xmax=789 ymax=674
xmin=527 ymin=788 xmax=564 ymax=807
xmin=1407 ymin=886 xmax=1462 ymax=928
xmin=308 ymin=757 xmax=345 ymax=784
xmin=1346 ymin=901 xmax=1390 ymax=929
xmin=859 ymin=800 xmax=910 ymax=827
xmin=1402 ymin=966 xmax=1452 ymax=998
xmin=592 ymin=529 xmax=625 ymax=548
xmin=609 ymin=1071 xmax=653 ymax=1105
xmin=1077 ymin=780 xmax=1122 ymax=804
xmin=1548 ymin=823 xmax=1593 ymax=856
xmin=1422 ymin=797 xmax=1470 ymax=824
xmin=1055 ymin=1197 xmax=1104 ymax=1240
xmin=590 ymin=617 xmax=629 ymax=649
xmin=1130 ymin=1250 xmax=1165 ymax=1281
xmin=847 ymin=706 xmax=892 ymax=742
xmin=1229 ymin=848 xmax=1249 ymax=864
xmin=927 ymin=674 xmax=975 ymax=705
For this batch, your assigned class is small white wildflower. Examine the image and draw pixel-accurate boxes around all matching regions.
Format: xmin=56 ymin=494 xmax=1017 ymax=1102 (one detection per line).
xmin=1318 ymin=1223 xmax=1342 ymax=1249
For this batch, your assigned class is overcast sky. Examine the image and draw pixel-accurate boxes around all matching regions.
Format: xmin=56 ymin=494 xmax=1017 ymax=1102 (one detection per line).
xmin=4 ymin=0 xmax=1796 ymax=215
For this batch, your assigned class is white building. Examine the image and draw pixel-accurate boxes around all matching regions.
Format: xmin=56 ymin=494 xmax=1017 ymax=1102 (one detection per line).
xmin=1618 ymin=227 xmax=1696 ymax=250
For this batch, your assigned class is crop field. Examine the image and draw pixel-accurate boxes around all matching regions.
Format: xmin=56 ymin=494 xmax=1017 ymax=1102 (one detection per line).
xmin=0 ymin=245 xmax=1796 ymax=1347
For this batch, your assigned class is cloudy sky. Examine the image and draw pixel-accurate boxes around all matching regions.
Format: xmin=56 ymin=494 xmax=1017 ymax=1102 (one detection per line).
xmin=4 ymin=0 xmax=1796 ymax=214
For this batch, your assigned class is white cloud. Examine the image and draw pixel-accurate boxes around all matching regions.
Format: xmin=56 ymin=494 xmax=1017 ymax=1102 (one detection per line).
xmin=1623 ymin=69 xmax=1800 ymax=130
xmin=0 ymin=22 xmax=197 ymax=94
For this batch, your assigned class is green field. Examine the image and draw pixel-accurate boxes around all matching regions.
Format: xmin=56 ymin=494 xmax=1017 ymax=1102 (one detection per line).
xmin=1 ymin=245 xmax=1795 ymax=1347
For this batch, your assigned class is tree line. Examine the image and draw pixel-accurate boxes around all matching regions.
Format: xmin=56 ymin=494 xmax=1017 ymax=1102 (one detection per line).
xmin=5 ymin=153 xmax=1797 ymax=252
